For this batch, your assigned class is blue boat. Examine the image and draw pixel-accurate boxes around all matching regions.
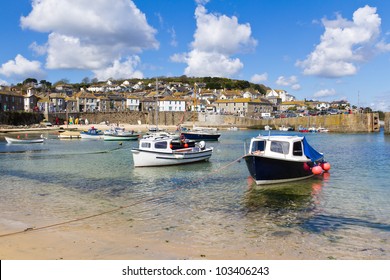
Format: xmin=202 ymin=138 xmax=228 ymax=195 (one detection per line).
xmin=180 ymin=130 xmax=221 ymax=141
xmin=243 ymin=135 xmax=330 ymax=185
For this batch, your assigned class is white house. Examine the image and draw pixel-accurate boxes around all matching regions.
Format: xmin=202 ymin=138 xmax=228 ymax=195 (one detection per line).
xmin=158 ymin=96 xmax=186 ymax=112
xmin=126 ymin=95 xmax=140 ymax=111
xmin=266 ymin=89 xmax=295 ymax=102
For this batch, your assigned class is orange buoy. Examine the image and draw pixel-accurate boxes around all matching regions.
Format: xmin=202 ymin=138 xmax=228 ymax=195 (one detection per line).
xmin=322 ymin=162 xmax=331 ymax=172
xmin=312 ymin=165 xmax=323 ymax=175
xmin=184 ymin=143 xmax=189 ymax=148
xmin=169 ymin=144 xmax=173 ymax=149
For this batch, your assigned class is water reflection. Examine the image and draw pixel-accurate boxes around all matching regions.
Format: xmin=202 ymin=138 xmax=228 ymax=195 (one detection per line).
xmin=241 ymin=176 xmax=328 ymax=228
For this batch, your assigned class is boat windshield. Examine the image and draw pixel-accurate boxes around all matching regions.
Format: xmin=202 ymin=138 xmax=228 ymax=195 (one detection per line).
xmin=270 ymin=141 xmax=289 ymax=155
xmin=251 ymin=140 xmax=266 ymax=153
xmin=155 ymin=141 xmax=168 ymax=149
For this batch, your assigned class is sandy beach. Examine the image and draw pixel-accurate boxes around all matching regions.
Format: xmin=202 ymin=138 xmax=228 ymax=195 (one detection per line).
xmin=0 ymin=215 xmax=323 ymax=260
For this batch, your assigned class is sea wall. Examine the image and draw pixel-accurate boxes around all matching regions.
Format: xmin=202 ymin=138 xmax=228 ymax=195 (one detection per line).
xmin=0 ymin=110 xmax=382 ymax=133
xmin=384 ymin=113 xmax=390 ymax=134
xmin=196 ymin=112 xmax=381 ymax=133
xmin=46 ymin=111 xmax=195 ymax=127
xmin=0 ymin=111 xmax=44 ymax=126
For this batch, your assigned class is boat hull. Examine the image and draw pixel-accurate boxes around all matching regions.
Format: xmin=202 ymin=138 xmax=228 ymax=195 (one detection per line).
xmin=4 ymin=136 xmax=44 ymax=144
xmin=80 ymin=133 xmax=103 ymax=139
xmin=244 ymin=154 xmax=315 ymax=185
xmin=131 ymin=148 xmax=213 ymax=167
xmin=181 ymin=132 xmax=220 ymax=141
xmin=103 ymin=134 xmax=139 ymax=141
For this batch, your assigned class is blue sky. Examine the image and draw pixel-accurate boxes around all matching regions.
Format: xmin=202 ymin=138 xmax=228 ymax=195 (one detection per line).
xmin=1 ymin=0 xmax=390 ymax=111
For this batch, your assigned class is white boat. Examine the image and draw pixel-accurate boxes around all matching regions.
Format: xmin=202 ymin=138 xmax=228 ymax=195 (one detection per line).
xmin=131 ymin=135 xmax=213 ymax=167
xmin=80 ymin=127 xmax=103 ymax=139
xmin=104 ymin=133 xmax=139 ymax=141
xmin=58 ymin=130 xmax=81 ymax=139
xmin=243 ymin=134 xmax=330 ymax=185
xmin=5 ymin=135 xmax=45 ymax=144
xmin=279 ymin=125 xmax=294 ymax=131
xmin=317 ymin=127 xmax=329 ymax=133
xmin=103 ymin=126 xmax=140 ymax=141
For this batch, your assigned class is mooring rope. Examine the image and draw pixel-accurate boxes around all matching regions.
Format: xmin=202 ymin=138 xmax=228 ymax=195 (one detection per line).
xmin=0 ymin=155 xmax=244 ymax=238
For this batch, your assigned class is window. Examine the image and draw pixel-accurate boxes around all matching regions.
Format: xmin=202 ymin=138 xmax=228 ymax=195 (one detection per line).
xmin=270 ymin=141 xmax=289 ymax=154
xmin=155 ymin=141 xmax=167 ymax=149
xmin=141 ymin=142 xmax=151 ymax=148
xmin=292 ymin=141 xmax=303 ymax=156
xmin=251 ymin=140 xmax=265 ymax=153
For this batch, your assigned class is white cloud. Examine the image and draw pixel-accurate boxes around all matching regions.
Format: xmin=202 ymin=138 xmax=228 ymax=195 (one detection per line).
xmin=376 ymin=40 xmax=390 ymax=52
xmin=29 ymin=41 xmax=47 ymax=56
xmin=168 ymin=27 xmax=178 ymax=47
xmin=181 ymin=50 xmax=243 ymax=77
xmin=0 ymin=79 xmax=10 ymax=86
xmin=275 ymin=75 xmax=301 ymax=90
xmin=0 ymin=54 xmax=45 ymax=82
xmin=93 ymin=56 xmax=143 ymax=81
xmin=250 ymin=73 xmax=268 ymax=83
xmin=370 ymin=92 xmax=390 ymax=111
xmin=313 ymin=88 xmax=336 ymax=98
xmin=297 ymin=5 xmax=381 ymax=78
xmin=171 ymin=3 xmax=256 ymax=77
xmin=20 ymin=0 xmax=158 ymax=79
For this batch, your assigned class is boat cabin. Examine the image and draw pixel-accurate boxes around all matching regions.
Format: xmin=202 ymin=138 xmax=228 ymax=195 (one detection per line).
xmin=139 ymin=136 xmax=196 ymax=152
xmin=249 ymin=135 xmax=310 ymax=161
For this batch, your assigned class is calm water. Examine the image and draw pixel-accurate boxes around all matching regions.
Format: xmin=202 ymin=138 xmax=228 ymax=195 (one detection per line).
xmin=1 ymin=129 xmax=390 ymax=259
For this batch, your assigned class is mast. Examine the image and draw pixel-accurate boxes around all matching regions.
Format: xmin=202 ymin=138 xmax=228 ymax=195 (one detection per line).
xmin=155 ymin=78 xmax=158 ymax=131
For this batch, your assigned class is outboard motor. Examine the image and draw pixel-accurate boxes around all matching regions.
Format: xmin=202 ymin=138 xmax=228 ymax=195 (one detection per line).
xmin=196 ymin=140 xmax=206 ymax=150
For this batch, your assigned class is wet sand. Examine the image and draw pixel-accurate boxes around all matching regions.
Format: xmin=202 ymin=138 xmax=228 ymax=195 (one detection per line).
xmin=0 ymin=218 xmax=319 ymax=260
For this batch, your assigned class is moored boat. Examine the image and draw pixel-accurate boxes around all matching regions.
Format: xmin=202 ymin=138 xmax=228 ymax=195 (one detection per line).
xmin=80 ymin=127 xmax=103 ymax=139
xmin=4 ymin=135 xmax=45 ymax=144
xmin=131 ymin=135 xmax=213 ymax=167
xmin=58 ymin=130 xmax=81 ymax=139
xmin=103 ymin=126 xmax=140 ymax=141
xmin=180 ymin=130 xmax=221 ymax=141
xmin=243 ymin=134 xmax=330 ymax=185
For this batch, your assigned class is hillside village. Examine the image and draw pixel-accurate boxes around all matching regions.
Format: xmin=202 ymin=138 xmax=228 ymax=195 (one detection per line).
xmin=0 ymin=78 xmax=355 ymax=120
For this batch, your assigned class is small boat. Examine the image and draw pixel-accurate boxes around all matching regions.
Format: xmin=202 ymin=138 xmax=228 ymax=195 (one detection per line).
xmin=317 ymin=127 xmax=329 ymax=133
xmin=131 ymin=135 xmax=213 ymax=167
xmin=243 ymin=134 xmax=330 ymax=185
xmin=298 ymin=125 xmax=309 ymax=133
xmin=58 ymin=130 xmax=81 ymax=139
xmin=103 ymin=126 xmax=140 ymax=141
xmin=80 ymin=127 xmax=103 ymax=139
xmin=279 ymin=125 xmax=294 ymax=131
xmin=104 ymin=133 xmax=139 ymax=141
xmin=180 ymin=130 xmax=221 ymax=141
xmin=5 ymin=135 xmax=45 ymax=144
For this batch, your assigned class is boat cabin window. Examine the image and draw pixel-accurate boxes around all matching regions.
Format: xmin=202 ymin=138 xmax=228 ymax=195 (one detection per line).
xmin=251 ymin=140 xmax=266 ymax=153
xmin=292 ymin=141 xmax=303 ymax=156
xmin=141 ymin=142 xmax=151 ymax=149
xmin=154 ymin=141 xmax=168 ymax=149
xmin=270 ymin=141 xmax=289 ymax=154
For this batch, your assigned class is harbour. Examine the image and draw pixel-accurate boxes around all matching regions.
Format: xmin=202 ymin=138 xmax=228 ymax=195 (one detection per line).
xmin=0 ymin=128 xmax=390 ymax=259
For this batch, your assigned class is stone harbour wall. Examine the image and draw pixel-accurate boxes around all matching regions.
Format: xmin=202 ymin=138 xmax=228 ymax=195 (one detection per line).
xmin=384 ymin=112 xmax=390 ymax=134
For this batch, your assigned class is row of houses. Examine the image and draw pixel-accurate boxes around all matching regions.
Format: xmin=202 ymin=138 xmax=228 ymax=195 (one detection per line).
xmin=0 ymin=82 xmax=350 ymax=118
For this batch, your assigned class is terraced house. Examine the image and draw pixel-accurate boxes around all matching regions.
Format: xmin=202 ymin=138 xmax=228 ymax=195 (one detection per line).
xmin=214 ymin=97 xmax=273 ymax=117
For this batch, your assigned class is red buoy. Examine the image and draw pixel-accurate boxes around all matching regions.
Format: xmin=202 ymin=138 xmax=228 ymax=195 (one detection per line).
xmin=322 ymin=162 xmax=331 ymax=172
xmin=312 ymin=165 xmax=323 ymax=175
